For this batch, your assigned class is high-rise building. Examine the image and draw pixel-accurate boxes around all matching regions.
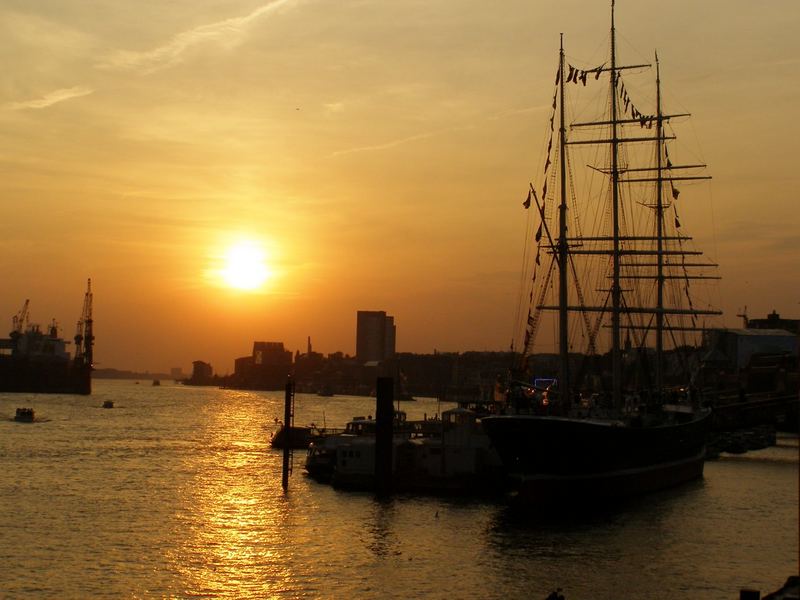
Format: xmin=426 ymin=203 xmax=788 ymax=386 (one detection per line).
xmin=356 ymin=310 xmax=396 ymax=364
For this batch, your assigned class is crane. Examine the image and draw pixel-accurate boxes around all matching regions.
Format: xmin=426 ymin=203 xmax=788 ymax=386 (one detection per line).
xmin=74 ymin=279 xmax=93 ymax=367
xmin=12 ymin=299 xmax=29 ymax=334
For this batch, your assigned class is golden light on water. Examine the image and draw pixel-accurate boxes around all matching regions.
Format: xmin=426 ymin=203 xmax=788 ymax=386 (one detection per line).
xmin=171 ymin=392 xmax=298 ymax=599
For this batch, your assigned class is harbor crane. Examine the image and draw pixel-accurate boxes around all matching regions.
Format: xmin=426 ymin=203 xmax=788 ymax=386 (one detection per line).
xmin=12 ymin=299 xmax=30 ymax=334
xmin=74 ymin=279 xmax=94 ymax=366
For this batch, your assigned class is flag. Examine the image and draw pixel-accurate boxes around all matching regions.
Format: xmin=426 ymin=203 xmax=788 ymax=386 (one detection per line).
xmin=523 ymin=189 xmax=531 ymax=209
xmin=672 ymin=186 xmax=680 ymax=200
xmin=535 ymin=222 xmax=543 ymax=242
xmin=595 ymin=63 xmax=605 ymax=79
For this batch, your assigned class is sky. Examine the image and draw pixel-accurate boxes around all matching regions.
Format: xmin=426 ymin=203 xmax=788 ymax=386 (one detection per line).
xmin=1 ymin=0 xmax=798 ymax=374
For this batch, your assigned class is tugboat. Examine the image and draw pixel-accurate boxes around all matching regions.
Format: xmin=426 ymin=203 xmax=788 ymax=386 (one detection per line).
xmin=14 ymin=407 xmax=35 ymax=422
xmin=481 ymin=2 xmax=716 ymax=505
xmin=0 ymin=280 xmax=93 ymax=395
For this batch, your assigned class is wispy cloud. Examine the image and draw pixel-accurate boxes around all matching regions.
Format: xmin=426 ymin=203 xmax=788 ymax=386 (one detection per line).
xmin=330 ymin=105 xmax=544 ymax=157
xmin=6 ymin=86 xmax=94 ymax=110
xmin=99 ymin=0 xmax=300 ymax=73
xmin=331 ymin=129 xmax=449 ymax=157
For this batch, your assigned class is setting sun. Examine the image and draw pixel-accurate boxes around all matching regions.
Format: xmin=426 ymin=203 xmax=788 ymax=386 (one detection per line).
xmin=219 ymin=241 xmax=272 ymax=291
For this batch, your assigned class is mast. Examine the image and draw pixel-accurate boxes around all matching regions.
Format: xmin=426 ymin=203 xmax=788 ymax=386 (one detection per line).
xmin=610 ymin=0 xmax=622 ymax=408
xmin=655 ymin=52 xmax=664 ymax=398
xmin=558 ymin=34 xmax=571 ymax=408
xmin=82 ymin=278 xmax=94 ymax=368
xmin=536 ymin=2 xmax=720 ymax=401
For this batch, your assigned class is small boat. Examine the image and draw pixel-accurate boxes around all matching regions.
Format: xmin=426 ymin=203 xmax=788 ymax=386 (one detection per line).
xmin=305 ymin=413 xmax=410 ymax=481
xmin=14 ymin=407 xmax=35 ymax=422
xmin=329 ymin=407 xmax=505 ymax=494
xmin=270 ymin=424 xmax=326 ymax=450
xmin=102 ymin=400 xmax=114 ymax=409
xmin=152 ymin=379 xmax=160 ymax=386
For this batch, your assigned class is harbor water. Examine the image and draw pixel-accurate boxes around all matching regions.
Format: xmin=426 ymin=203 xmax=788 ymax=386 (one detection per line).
xmin=1 ymin=380 xmax=797 ymax=599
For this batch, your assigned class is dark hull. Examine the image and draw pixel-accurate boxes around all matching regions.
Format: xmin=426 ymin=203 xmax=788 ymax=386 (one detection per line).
xmin=511 ymin=451 xmax=706 ymax=505
xmin=270 ymin=425 xmax=322 ymax=449
xmin=0 ymin=357 xmax=91 ymax=395
xmin=330 ymin=470 xmax=508 ymax=497
xmin=481 ymin=410 xmax=711 ymax=503
xmin=305 ymin=453 xmax=336 ymax=482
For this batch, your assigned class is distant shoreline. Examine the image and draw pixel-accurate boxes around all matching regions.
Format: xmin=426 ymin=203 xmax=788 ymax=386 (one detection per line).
xmin=92 ymin=368 xmax=182 ymax=381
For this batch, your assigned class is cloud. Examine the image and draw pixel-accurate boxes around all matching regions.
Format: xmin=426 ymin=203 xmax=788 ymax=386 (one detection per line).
xmin=98 ymin=0 xmax=300 ymax=74
xmin=6 ymin=86 xmax=94 ymax=110
xmin=330 ymin=104 xmax=544 ymax=157
xmin=330 ymin=129 xmax=446 ymax=157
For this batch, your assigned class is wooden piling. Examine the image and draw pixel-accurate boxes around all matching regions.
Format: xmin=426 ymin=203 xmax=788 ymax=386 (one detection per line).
xmin=282 ymin=376 xmax=294 ymax=492
xmin=374 ymin=376 xmax=394 ymax=497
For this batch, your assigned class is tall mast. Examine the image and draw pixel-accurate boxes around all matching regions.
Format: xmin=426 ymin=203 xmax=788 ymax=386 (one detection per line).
xmin=655 ymin=52 xmax=664 ymax=398
xmin=83 ymin=278 xmax=94 ymax=368
xmin=610 ymin=0 xmax=622 ymax=407
xmin=558 ymin=33 xmax=571 ymax=408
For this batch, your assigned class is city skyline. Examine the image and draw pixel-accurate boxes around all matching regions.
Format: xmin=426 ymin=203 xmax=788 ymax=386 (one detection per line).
xmin=1 ymin=0 xmax=798 ymax=373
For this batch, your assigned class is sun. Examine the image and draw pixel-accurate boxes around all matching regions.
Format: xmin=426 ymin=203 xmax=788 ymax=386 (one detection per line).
xmin=219 ymin=240 xmax=272 ymax=291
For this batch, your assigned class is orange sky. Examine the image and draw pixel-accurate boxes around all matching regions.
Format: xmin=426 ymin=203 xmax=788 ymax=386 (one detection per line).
xmin=1 ymin=0 xmax=798 ymax=374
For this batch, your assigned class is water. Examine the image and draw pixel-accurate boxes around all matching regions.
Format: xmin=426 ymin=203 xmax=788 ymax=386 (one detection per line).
xmin=1 ymin=380 xmax=796 ymax=599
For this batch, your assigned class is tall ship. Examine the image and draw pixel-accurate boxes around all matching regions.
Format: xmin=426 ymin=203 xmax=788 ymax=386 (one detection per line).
xmin=482 ymin=3 xmax=719 ymax=504
xmin=0 ymin=279 xmax=94 ymax=395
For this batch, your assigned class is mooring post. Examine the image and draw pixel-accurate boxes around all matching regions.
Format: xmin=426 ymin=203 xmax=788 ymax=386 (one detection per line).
xmin=374 ymin=376 xmax=394 ymax=497
xmin=282 ymin=375 xmax=294 ymax=492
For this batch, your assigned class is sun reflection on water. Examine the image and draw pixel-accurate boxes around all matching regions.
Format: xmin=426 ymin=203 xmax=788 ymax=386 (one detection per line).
xmin=167 ymin=391 xmax=301 ymax=599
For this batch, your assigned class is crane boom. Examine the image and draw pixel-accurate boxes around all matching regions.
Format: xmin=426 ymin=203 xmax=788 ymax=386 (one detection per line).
xmin=12 ymin=299 xmax=30 ymax=334
xmin=74 ymin=280 xmax=93 ymax=366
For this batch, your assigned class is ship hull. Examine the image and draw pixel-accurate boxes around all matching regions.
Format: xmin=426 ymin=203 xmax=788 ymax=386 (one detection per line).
xmin=481 ymin=410 xmax=710 ymax=504
xmin=510 ymin=450 xmax=706 ymax=505
xmin=0 ymin=357 xmax=91 ymax=395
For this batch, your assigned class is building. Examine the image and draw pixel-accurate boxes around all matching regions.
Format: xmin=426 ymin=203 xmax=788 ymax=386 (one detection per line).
xmin=704 ymin=329 xmax=798 ymax=371
xmin=191 ymin=360 xmax=213 ymax=380
xmin=230 ymin=341 xmax=293 ymax=390
xmin=746 ymin=310 xmax=800 ymax=335
xmin=701 ymin=328 xmax=798 ymax=394
xmin=356 ymin=310 xmax=396 ymax=364
xmin=186 ymin=360 xmax=215 ymax=385
xmin=252 ymin=341 xmax=292 ymax=368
